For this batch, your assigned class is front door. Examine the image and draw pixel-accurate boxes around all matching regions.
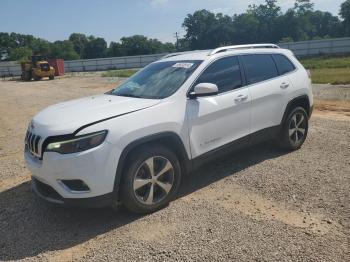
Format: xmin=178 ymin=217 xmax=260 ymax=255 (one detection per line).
xmin=186 ymin=56 xmax=251 ymax=158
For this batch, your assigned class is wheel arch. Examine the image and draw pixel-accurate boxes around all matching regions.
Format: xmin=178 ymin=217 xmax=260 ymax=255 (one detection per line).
xmin=113 ymin=132 xmax=191 ymax=197
xmin=281 ymin=95 xmax=311 ymax=126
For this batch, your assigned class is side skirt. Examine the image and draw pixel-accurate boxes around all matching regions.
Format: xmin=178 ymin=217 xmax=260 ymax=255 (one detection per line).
xmin=191 ymin=125 xmax=281 ymax=170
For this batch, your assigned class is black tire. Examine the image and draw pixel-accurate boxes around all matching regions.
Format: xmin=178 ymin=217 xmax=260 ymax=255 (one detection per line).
xmin=49 ymin=75 xmax=54 ymax=80
xmin=120 ymin=145 xmax=182 ymax=214
xmin=279 ymin=106 xmax=309 ymax=150
xmin=22 ymin=72 xmax=32 ymax=81
xmin=33 ymin=75 xmax=41 ymax=81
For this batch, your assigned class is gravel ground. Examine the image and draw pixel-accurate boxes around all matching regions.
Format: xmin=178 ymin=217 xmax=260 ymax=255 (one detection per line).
xmin=312 ymin=84 xmax=350 ymax=101
xmin=0 ymin=76 xmax=349 ymax=261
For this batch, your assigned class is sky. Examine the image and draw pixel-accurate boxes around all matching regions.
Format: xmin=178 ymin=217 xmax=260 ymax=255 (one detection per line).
xmin=0 ymin=0 xmax=344 ymax=44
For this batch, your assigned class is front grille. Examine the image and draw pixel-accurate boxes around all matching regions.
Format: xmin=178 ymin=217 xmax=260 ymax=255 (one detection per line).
xmin=25 ymin=131 xmax=42 ymax=157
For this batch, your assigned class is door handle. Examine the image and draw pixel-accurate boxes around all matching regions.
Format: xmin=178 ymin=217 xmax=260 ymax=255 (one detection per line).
xmin=280 ymin=82 xmax=290 ymax=89
xmin=234 ymin=94 xmax=248 ymax=102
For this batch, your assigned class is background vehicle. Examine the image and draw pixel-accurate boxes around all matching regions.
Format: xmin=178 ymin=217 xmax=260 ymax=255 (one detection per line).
xmin=24 ymin=44 xmax=313 ymax=214
xmin=21 ymin=55 xmax=55 ymax=81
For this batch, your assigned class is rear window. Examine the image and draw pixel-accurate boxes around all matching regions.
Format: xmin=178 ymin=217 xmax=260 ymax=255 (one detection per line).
xmin=273 ymin=54 xmax=295 ymax=75
xmin=241 ymin=54 xmax=278 ymax=85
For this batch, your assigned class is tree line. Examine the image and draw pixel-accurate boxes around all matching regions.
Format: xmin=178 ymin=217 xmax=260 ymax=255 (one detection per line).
xmin=0 ymin=0 xmax=349 ymax=61
xmin=0 ymin=33 xmax=176 ymax=61
xmin=180 ymin=0 xmax=350 ymax=50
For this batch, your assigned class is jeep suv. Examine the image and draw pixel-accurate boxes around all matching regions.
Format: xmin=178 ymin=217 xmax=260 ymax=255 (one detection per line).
xmin=25 ymin=44 xmax=313 ymax=213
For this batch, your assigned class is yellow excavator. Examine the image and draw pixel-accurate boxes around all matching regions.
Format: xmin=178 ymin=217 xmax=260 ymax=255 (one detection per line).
xmin=21 ymin=56 xmax=55 ymax=81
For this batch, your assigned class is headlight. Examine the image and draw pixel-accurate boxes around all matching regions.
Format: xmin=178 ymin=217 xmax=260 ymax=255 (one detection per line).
xmin=46 ymin=130 xmax=107 ymax=154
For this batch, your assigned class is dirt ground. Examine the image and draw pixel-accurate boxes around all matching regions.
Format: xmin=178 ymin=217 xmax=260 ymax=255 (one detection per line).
xmin=0 ymin=75 xmax=349 ymax=261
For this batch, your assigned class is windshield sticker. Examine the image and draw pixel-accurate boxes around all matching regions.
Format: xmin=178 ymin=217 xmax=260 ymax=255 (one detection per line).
xmin=172 ymin=63 xmax=194 ymax=69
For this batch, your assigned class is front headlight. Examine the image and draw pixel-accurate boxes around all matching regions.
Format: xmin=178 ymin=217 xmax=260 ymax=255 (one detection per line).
xmin=46 ymin=130 xmax=107 ymax=154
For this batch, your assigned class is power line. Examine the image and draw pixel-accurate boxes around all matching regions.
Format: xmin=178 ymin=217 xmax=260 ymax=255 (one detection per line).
xmin=174 ymin=32 xmax=179 ymax=50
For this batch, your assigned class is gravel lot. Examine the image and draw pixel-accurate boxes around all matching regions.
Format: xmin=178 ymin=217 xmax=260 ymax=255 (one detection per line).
xmin=0 ymin=76 xmax=349 ymax=261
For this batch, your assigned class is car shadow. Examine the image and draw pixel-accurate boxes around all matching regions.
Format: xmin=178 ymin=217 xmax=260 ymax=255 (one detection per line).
xmin=177 ymin=142 xmax=287 ymax=198
xmin=0 ymin=142 xmax=287 ymax=261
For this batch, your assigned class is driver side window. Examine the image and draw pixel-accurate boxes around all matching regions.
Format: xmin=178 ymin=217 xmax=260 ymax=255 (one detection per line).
xmin=194 ymin=56 xmax=242 ymax=94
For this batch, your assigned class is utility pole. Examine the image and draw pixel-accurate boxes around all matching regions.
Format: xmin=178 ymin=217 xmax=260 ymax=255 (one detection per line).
xmin=174 ymin=32 xmax=179 ymax=51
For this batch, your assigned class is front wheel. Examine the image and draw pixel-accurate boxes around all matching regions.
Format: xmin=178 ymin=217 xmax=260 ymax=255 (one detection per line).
xmin=279 ymin=106 xmax=309 ymax=150
xmin=120 ymin=146 xmax=181 ymax=214
xmin=33 ymin=75 xmax=41 ymax=81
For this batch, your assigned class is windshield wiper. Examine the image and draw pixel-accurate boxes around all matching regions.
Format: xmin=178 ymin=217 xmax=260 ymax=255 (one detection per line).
xmin=115 ymin=93 xmax=142 ymax=98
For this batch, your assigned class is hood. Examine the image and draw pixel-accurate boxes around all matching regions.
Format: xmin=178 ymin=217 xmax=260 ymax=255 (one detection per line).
xmin=32 ymin=94 xmax=161 ymax=135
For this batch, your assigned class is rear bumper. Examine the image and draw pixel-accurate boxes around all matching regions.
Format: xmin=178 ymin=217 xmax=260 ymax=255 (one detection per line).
xmin=31 ymin=177 xmax=115 ymax=208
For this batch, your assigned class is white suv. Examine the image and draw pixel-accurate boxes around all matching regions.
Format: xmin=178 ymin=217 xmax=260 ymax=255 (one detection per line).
xmin=25 ymin=44 xmax=313 ymax=213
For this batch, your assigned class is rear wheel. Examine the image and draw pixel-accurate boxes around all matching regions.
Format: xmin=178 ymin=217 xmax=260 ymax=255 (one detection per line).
xmin=120 ymin=146 xmax=181 ymax=214
xmin=279 ymin=106 xmax=308 ymax=150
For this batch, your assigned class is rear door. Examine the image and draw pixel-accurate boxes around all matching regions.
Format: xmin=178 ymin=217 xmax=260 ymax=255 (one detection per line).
xmin=241 ymin=54 xmax=293 ymax=134
xmin=186 ymin=56 xmax=251 ymax=158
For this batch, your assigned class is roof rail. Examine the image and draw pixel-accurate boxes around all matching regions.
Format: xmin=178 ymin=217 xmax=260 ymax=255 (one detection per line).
xmin=162 ymin=50 xmax=209 ymax=59
xmin=209 ymin=44 xmax=280 ymax=56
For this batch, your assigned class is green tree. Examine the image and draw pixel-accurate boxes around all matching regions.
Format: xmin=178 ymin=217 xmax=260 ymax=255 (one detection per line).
xmin=232 ymin=13 xmax=259 ymax=44
xmin=107 ymin=41 xmax=126 ymax=57
xmin=340 ymin=0 xmax=350 ymax=35
xmin=246 ymin=0 xmax=282 ymax=42
xmin=182 ymin=0 xmax=345 ymax=47
xmin=106 ymin=36 xmax=175 ymax=57
xmin=309 ymin=11 xmax=342 ymax=38
xmin=69 ymin=33 xmax=88 ymax=56
xmin=31 ymin=38 xmax=51 ymax=56
xmin=160 ymin=42 xmax=176 ymax=53
xmin=120 ymin=35 xmax=155 ymax=55
xmin=83 ymin=36 xmax=107 ymax=59
xmin=0 ymin=33 xmax=15 ymax=53
xmin=280 ymin=37 xmax=294 ymax=43
xmin=294 ymin=0 xmax=314 ymax=15
xmin=177 ymin=38 xmax=190 ymax=51
xmin=49 ymin=40 xmax=80 ymax=60
xmin=183 ymin=9 xmax=234 ymax=49
xmin=8 ymin=47 xmax=32 ymax=61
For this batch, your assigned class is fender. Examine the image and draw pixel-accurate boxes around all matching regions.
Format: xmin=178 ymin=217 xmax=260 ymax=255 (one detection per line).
xmin=112 ymin=132 xmax=191 ymax=197
xmin=280 ymin=95 xmax=310 ymax=126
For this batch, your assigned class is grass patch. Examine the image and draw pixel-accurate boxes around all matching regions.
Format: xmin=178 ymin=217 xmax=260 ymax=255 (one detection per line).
xmin=299 ymin=55 xmax=350 ymax=84
xmin=300 ymin=55 xmax=350 ymax=69
xmin=102 ymin=69 xmax=139 ymax=78
xmin=310 ymin=68 xmax=350 ymax=84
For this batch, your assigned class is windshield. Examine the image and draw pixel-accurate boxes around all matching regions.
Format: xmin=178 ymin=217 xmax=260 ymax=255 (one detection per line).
xmin=110 ymin=60 xmax=202 ymax=99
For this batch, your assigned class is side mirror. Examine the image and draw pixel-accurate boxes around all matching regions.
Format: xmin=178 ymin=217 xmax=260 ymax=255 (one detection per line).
xmin=189 ymin=83 xmax=218 ymax=98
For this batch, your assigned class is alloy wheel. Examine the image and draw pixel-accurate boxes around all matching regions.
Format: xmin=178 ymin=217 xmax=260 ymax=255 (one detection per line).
xmin=289 ymin=112 xmax=307 ymax=145
xmin=133 ymin=156 xmax=174 ymax=205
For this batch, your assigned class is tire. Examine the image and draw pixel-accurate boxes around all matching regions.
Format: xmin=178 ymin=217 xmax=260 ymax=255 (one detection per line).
xmin=120 ymin=145 xmax=182 ymax=214
xmin=49 ymin=75 xmax=54 ymax=80
xmin=279 ymin=106 xmax=309 ymax=150
xmin=22 ymin=72 xmax=32 ymax=81
xmin=33 ymin=75 xmax=41 ymax=81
